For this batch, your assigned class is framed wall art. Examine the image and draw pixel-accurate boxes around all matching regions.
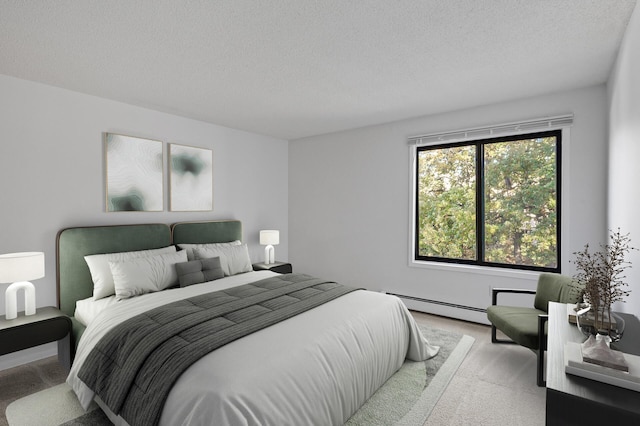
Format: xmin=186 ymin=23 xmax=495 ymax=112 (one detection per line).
xmin=169 ymin=143 xmax=213 ymax=211
xmin=105 ymin=133 xmax=164 ymax=212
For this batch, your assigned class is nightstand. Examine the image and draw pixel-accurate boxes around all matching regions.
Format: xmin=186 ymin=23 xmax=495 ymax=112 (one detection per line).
xmin=252 ymin=262 xmax=293 ymax=274
xmin=0 ymin=306 xmax=72 ymax=368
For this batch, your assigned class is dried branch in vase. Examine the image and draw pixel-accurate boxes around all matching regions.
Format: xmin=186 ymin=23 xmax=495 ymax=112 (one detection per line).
xmin=571 ymin=229 xmax=636 ymax=339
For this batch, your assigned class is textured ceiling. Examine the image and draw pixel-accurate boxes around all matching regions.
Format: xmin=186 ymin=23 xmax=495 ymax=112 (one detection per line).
xmin=0 ymin=0 xmax=636 ymax=140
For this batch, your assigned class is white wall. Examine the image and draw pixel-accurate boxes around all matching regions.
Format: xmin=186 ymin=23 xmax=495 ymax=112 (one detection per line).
xmin=289 ymin=85 xmax=608 ymax=323
xmin=608 ymin=3 xmax=640 ymax=316
xmin=0 ymin=75 xmax=288 ymax=369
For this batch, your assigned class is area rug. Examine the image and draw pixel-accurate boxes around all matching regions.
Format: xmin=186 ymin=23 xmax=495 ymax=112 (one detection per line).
xmin=6 ymin=325 xmax=473 ymax=426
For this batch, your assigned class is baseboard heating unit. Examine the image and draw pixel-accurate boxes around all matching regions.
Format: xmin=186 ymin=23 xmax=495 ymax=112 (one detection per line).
xmin=385 ymin=292 xmax=487 ymax=314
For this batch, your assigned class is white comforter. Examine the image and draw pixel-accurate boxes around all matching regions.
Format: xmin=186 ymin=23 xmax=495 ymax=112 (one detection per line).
xmin=67 ymin=271 xmax=438 ymax=426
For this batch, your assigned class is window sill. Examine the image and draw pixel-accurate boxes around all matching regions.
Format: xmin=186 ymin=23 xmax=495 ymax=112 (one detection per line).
xmin=408 ymin=259 xmax=540 ymax=280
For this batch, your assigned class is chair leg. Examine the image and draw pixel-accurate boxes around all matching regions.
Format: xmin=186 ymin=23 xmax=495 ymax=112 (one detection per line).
xmin=491 ymin=321 xmax=543 ymax=385
xmin=491 ymin=324 xmax=517 ymax=344
xmin=537 ymin=314 xmax=549 ymax=387
xmin=537 ymin=348 xmax=545 ymax=387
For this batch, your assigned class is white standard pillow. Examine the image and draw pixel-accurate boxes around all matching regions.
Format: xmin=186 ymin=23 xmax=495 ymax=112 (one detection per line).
xmin=85 ymin=246 xmax=177 ymax=300
xmin=110 ymin=250 xmax=188 ymax=300
xmin=177 ymin=240 xmax=241 ymax=261
xmin=193 ymin=244 xmax=252 ymax=276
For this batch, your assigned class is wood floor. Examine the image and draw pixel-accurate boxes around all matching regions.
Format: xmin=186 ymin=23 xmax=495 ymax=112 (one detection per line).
xmin=0 ymin=311 xmax=545 ymax=426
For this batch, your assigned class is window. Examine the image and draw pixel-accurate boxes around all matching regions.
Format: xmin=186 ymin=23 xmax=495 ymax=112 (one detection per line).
xmin=414 ymin=130 xmax=561 ymax=272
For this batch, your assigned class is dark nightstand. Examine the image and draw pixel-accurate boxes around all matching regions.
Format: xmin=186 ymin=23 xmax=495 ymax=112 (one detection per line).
xmin=252 ymin=262 xmax=293 ymax=274
xmin=0 ymin=306 xmax=72 ymax=368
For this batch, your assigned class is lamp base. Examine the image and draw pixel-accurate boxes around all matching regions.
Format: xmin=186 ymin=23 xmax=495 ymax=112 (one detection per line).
xmin=5 ymin=281 xmax=36 ymax=320
xmin=264 ymin=245 xmax=275 ymax=265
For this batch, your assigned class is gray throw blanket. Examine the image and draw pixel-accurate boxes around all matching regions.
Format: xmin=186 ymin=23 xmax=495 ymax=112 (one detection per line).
xmin=78 ymin=273 xmax=359 ymax=426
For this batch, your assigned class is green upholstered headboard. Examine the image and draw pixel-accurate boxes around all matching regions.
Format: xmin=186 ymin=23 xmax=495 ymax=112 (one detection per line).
xmin=56 ymin=224 xmax=172 ymax=317
xmin=171 ymin=220 xmax=242 ymax=245
xmin=56 ymin=220 xmax=242 ymax=361
xmin=56 ymin=220 xmax=242 ymax=318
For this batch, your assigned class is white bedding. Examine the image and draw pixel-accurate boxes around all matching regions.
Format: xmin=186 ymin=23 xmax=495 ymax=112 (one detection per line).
xmin=68 ymin=271 xmax=438 ymax=426
xmin=75 ymin=295 xmax=118 ymax=326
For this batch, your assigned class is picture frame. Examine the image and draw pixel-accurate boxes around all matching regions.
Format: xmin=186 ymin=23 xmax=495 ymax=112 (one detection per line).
xmin=169 ymin=143 xmax=213 ymax=211
xmin=104 ymin=133 xmax=164 ymax=212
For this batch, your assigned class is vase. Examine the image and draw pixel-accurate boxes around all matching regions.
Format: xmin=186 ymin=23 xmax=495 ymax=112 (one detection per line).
xmin=576 ymin=304 xmax=625 ymax=342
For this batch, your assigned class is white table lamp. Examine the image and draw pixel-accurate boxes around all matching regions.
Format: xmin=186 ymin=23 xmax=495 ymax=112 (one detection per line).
xmin=260 ymin=230 xmax=279 ymax=265
xmin=0 ymin=252 xmax=45 ymax=320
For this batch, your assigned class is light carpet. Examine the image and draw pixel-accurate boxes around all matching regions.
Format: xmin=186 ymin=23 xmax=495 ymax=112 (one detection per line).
xmin=6 ymin=326 xmax=473 ymax=426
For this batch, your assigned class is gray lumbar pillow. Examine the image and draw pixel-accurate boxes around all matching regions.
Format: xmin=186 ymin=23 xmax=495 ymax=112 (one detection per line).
xmin=175 ymin=257 xmax=225 ymax=287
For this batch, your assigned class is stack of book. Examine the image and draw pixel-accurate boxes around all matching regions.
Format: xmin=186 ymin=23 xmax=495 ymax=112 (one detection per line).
xmin=565 ymin=340 xmax=640 ymax=391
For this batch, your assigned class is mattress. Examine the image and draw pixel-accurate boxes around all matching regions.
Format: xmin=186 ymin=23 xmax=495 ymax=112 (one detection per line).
xmin=67 ymin=271 xmax=438 ymax=425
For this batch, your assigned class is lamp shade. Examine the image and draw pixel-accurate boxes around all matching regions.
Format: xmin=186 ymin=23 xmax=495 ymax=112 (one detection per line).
xmin=260 ymin=230 xmax=280 ymax=246
xmin=0 ymin=252 xmax=45 ymax=283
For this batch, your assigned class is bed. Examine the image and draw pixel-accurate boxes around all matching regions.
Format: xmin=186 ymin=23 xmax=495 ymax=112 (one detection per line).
xmin=57 ymin=220 xmax=438 ymax=426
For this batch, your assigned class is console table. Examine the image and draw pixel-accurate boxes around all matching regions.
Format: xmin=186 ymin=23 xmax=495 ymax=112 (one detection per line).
xmin=546 ymin=302 xmax=640 ymax=425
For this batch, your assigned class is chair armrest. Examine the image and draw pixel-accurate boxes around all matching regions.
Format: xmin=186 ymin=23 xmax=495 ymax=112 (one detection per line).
xmin=491 ymin=288 xmax=537 ymax=305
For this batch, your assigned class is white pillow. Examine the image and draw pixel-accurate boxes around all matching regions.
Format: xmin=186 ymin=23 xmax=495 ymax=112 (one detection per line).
xmin=177 ymin=240 xmax=241 ymax=261
xmin=85 ymin=246 xmax=177 ymax=300
xmin=193 ymin=244 xmax=252 ymax=276
xmin=110 ymin=250 xmax=188 ymax=300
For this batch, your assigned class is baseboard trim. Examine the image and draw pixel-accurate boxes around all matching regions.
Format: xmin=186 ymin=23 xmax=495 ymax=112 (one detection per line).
xmin=386 ymin=292 xmax=486 ymax=313
xmin=388 ymin=292 xmax=490 ymax=325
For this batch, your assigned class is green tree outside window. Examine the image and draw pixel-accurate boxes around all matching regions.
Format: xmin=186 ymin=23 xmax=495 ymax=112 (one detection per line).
xmin=415 ymin=130 xmax=560 ymax=272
